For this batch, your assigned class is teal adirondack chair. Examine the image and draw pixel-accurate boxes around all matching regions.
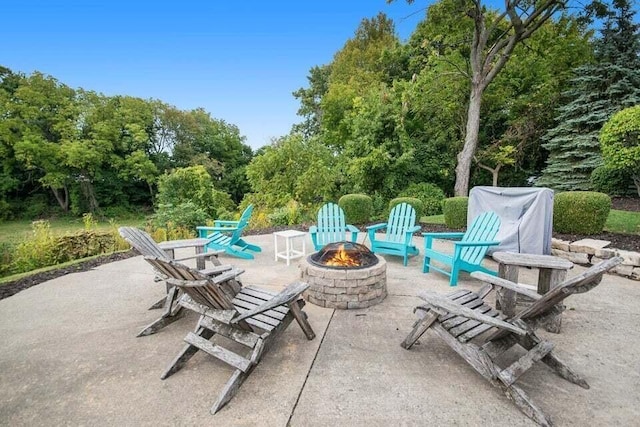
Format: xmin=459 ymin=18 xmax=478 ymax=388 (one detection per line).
xmin=309 ymin=203 xmax=360 ymax=251
xmin=196 ymin=205 xmax=262 ymax=259
xmin=367 ymin=203 xmax=421 ymax=266
xmin=422 ymin=210 xmax=501 ymax=286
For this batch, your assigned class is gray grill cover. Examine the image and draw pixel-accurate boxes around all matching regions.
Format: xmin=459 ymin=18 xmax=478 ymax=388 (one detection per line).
xmin=468 ymin=186 xmax=554 ymax=255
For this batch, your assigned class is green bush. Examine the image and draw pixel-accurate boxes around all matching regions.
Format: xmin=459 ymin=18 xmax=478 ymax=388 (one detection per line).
xmin=553 ymin=191 xmax=611 ymax=234
xmin=443 ymin=197 xmax=468 ymax=229
xmin=52 ymin=231 xmax=117 ymax=264
xmin=399 ymin=183 xmax=446 ymax=216
xmin=389 ymin=197 xmax=424 ymax=219
xmin=152 ymin=201 xmax=208 ymax=232
xmin=339 ymin=194 xmax=373 ymax=224
xmin=590 ymin=165 xmax=636 ymax=196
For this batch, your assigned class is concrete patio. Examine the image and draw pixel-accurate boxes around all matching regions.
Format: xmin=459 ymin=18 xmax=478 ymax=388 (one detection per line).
xmin=1 ymin=233 xmax=639 ymax=426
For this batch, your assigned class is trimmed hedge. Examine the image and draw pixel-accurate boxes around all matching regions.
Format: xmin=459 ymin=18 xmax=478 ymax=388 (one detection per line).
xmin=399 ymin=182 xmax=445 ymax=216
xmin=389 ymin=197 xmax=424 ymax=219
xmin=553 ymin=191 xmax=611 ymax=234
xmin=443 ymin=197 xmax=468 ymax=229
xmin=339 ymin=194 xmax=373 ymax=224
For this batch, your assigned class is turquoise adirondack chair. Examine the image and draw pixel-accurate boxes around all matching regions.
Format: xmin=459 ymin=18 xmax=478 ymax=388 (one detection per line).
xmin=196 ymin=205 xmax=262 ymax=259
xmin=367 ymin=203 xmax=421 ymax=266
xmin=309 ymin=203 xmax=360 ymax=251
xmin=422 ymin=210 xmax=501 ymax=286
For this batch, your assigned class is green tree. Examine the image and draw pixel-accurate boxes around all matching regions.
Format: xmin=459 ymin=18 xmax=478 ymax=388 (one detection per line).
xmin=538 ymin=0 xmax=640 ymax=191
xmin=292 ymin=64 xmax=332 ymax=139
xmin=600 ymin=105 xmax=640 ymax=196
xmin=245 ymin=134 xmax=336 ymax=206
xmin=394 ymin=0 xmax=568 ymax=195
xmin=7 ymin=72 xmax=79 ymax=211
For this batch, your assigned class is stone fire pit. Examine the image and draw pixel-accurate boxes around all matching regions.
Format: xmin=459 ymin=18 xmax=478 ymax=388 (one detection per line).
xmin=298 ymin=242 xmax=387 ymax=309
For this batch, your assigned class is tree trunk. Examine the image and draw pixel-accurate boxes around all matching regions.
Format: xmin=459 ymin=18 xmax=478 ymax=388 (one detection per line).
xmin=80 ymin=180 xmax=100 ymax=213
xmin=633 ymin=174 xmax=640 ymax=197
xmin=455 ymin=86 xmax=483 ymax=196
xmin=51 ymin=186 xmax=69 ymax=211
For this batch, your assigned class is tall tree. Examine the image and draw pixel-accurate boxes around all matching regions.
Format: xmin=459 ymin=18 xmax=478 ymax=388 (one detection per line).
xmin=538 ymin=0 xmax=640 ymax=191
xmin=395 ymin=0 xmax=566 ymax=195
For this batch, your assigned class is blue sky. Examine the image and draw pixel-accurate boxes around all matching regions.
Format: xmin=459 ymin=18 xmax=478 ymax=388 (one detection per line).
xmin=1 ymin=1 xmax=429 ymax=150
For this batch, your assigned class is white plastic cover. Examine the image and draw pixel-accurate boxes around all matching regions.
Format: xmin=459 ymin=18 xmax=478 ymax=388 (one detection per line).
xmin=468 ymin=186 xmax=554 ymax=255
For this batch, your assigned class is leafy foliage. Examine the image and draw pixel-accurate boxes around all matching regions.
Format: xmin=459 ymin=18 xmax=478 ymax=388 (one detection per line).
xmin=443 ymin=197 xmax=468 ymax=229
xmin=338 ymin=194 xmax=373 ymax=224
xmin=538 ymin=0 xmax=640 ymax=191
xmin=389 ymin=197 xmax=424 ymax=219
xmin=399 ymin=183 xmax=446 ymax=216
xmin=553 ymin=191 xmax=611 ymax=234
xmin=599 ymin=105 xmax=640 ymax=196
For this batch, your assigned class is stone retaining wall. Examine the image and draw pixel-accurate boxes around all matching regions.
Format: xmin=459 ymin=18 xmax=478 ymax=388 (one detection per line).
xmin=551 ymin=238 xmax=640 ymax=281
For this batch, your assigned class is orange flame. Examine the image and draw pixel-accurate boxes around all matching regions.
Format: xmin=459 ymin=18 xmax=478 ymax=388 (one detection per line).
xmin=324 ymin=244 xmax=361 ymax=267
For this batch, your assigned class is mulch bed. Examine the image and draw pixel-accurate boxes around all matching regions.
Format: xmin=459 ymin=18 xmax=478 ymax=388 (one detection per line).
xmin=2 ymin=197 xmax=638 ymax=301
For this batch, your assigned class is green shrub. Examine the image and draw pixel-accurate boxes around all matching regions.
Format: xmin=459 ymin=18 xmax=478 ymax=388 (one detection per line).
xmin=51 ymin=231 xmax=117 ymax=263
xmin=152 ymin=201 xmax=208 ymax=232
xmin=443 ymin=197 xmax=468 ymax=229
xmin=389 ymin=197 xmax=424 ymax=219
xmin=590 ymin=165 xmax=636 ymax=196
xmin=339 ymin=194 xmax=373 ymax=224
xmin=399 ymin=183 xmax=446 ymax=216
xmin=0 ymin=242 xmax=14 ymax=277
xmin=553 ymin=191 xmax=611 ymax=234
xmin=11 ymin=220 xmax=57 ymax=273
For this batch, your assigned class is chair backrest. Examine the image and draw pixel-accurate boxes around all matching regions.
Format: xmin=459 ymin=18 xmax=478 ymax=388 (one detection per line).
xmin=226 ymin=205 xmax=253 ymax=244
xmin=144 ymin=256 xmax=238 ymax=310
xmin=386 ymin=203 xmax=417 ymax=243
xmin=316 ymin=203 xmax=348 ymax=246
xmin=460 ymin=211 xmax=501 ymax=265
xmin=118 ymin=227 xmax=168 ymax=259
xmin=516 ymin=256 xmax=623 ymax=322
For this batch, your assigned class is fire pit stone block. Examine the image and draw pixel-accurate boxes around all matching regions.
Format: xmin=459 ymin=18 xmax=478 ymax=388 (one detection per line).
xmin=298 ymin=255 xmax=387 ymax=309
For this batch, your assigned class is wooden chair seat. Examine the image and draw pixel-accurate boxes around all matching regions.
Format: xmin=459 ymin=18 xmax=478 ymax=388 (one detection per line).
xmin=145 ymin=257 xmax=316 ymax=415
xmin=402 ymin=256 xmax=623 ymax=426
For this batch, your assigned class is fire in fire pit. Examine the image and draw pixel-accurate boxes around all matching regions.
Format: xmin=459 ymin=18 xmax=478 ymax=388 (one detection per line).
xmin=308 ymin=242 xmax=379 ymax=269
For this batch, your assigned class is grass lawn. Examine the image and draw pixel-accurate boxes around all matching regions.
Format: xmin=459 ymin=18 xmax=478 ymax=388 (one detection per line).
xmin=0 ymin=215 xmax=147 ymax=246
xmin=422 ymin=209 xmax=640 ymax=235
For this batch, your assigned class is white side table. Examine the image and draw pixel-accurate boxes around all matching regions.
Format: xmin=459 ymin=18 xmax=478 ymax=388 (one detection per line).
xmin=273 ymin=230 xmax=306 ymax=266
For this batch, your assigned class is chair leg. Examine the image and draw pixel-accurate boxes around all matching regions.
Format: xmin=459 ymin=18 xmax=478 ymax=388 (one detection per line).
xmin=288 ymin=299 xmax=315 ymax=340
xmin=210 ymin=369 xmax=250 ymax=414
xmin=137 ymin=309 xmax=185 ymax=337
xmin=148 ymin=296 xmax=166 ymax=310
xmin=401 ymin=309 xmax=439 ymax=349
xmin=503 ymin=384 xmax=553 ymax=427
xmin=423 ymin=256 xmax=431 ymax=273
xmin=161 ymin=327 xmax=215 ymax=379
xmin=542 ymin=351 xmax=589 ymax=389
xmin=450 ymin=265 xmax=460 ymax=286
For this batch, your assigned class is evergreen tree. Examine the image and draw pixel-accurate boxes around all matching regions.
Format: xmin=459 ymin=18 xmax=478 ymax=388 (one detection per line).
xmin=537 ymin=0 xmax=640 ymax=191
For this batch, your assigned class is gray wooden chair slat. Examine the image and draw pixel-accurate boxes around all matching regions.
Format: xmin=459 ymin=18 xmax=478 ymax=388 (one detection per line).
xmin=402 ymin=256 xmax=623 ymax=427
xmin=118 ymin=226 xmax=227 ymax=337
xmin=148 ymin=256 xmax=315 ymax=415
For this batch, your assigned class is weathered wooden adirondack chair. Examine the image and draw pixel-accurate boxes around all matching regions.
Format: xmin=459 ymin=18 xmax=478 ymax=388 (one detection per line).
xmin=423 ymin=211 xmax=501 ymax=286
xmin=145 ymin=256 xmax=316 ymax=414
xmin=367 ymin=202 xmax=421 ymax=266
xmin=401 ymin=256 xmax=623 ymax=426
xmin=309 ymin=202 xmax=360 ymax=251
xmin=118 ymin=226 xmax=224 ymax=337
xmin=197 ymin=205 xmax=262 ymax=260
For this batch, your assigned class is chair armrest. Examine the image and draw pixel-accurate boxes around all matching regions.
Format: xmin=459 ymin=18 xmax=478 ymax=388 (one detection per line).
xmin=453 ymin=240 xmax=500 ymax=248
xmin=232 ymin=282 xmax=309 ymax=323
xmin=346 ymin=224 xmax=360 ymax=233
xmin=470 ymin=272 xmax=542 ymax=300
xmin=366 ymin=223 xmax=387 ymax=231
xmin=197 ymin=225 xmax=240 ymax=232
xmin=213 ymin=220 xmax=241 ymax=227
xmin=422 ymin=232 xmax=465 ymax=240
xmin=405 ymin=225 xmax=421 ymax=234
xmin=174 ymin=250 xmax=224 ymax=263
xmin=309 ymin=225 xmax=318 ymax=234
xmin=418 ymin=290 xmax=527 ymax=335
